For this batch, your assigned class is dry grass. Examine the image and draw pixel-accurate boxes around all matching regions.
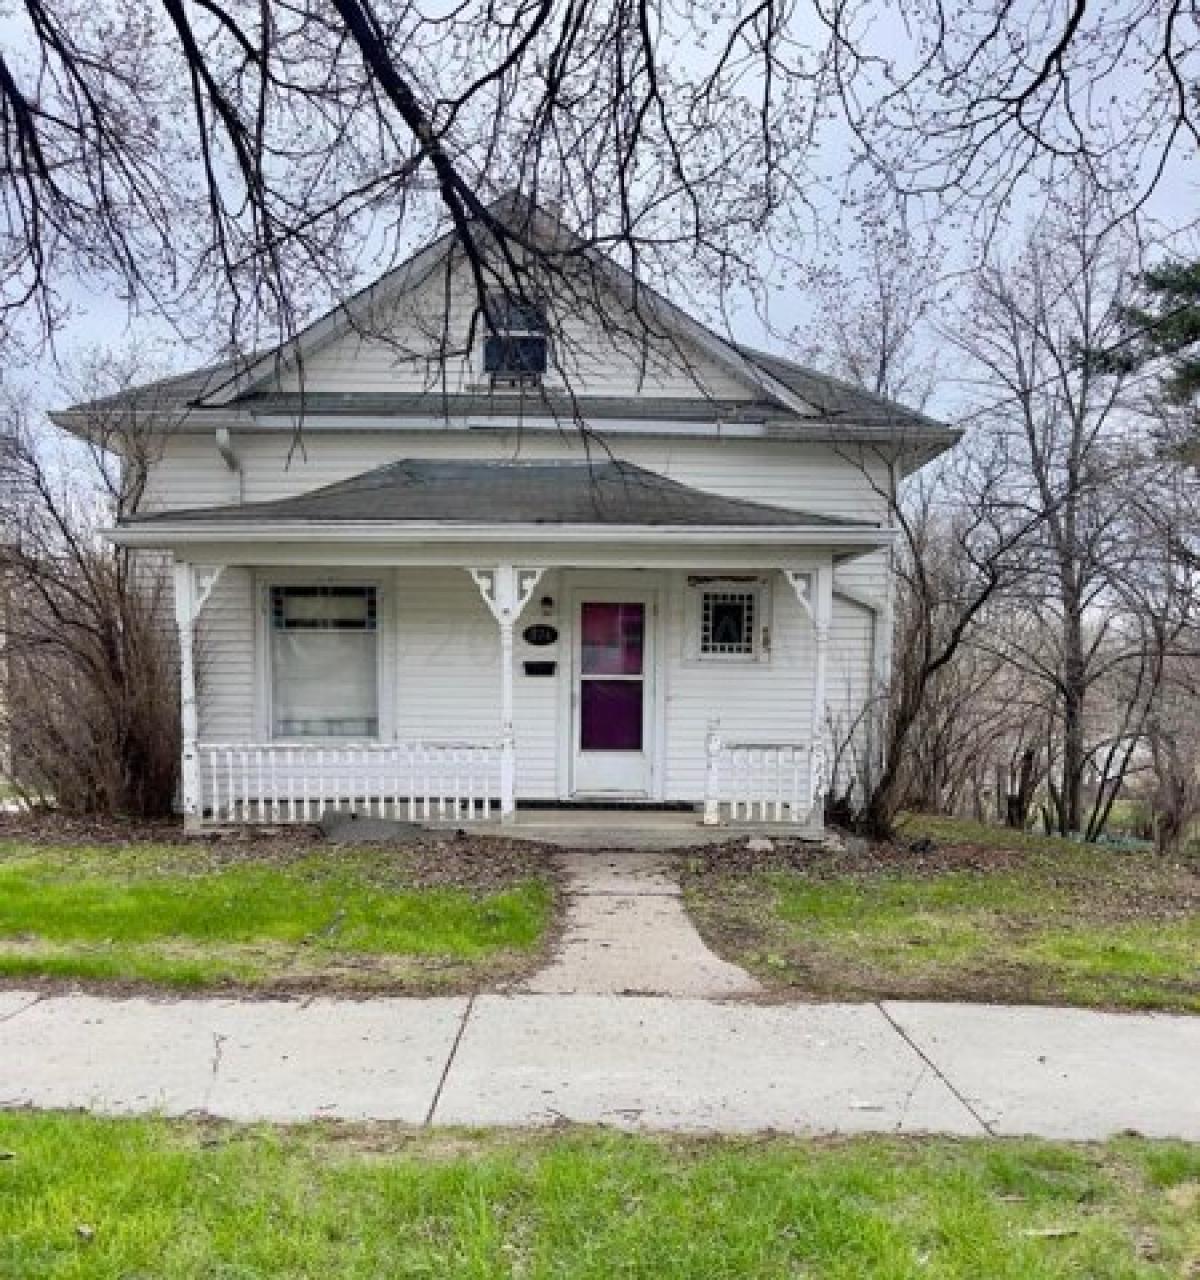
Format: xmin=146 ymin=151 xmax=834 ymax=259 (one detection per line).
xmin=680 ymin=816 xmax=1200 ymax=1012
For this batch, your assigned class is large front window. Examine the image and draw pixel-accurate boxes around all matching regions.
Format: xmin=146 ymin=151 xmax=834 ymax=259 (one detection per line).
xmin=270 ymin=585 xmax=378 ymax=738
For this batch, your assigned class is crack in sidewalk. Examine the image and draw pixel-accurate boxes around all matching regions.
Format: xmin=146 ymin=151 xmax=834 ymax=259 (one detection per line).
xmin=892 ymin=1060 xmax=929 ymax=1133
xmin=202 ymin=1031 xmax=228 ymax=1112
xmin=424 ymin=995 xmax=475 ymax=1126
xmin=0 ymin=994 xmax=45 ymax=1024
xmin=876 ymin=1002 xmax=995 ymax=1136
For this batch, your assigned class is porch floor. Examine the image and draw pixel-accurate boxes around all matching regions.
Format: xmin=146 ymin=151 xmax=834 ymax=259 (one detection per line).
xmin=473 ymin=807 xmax=826 ymax=850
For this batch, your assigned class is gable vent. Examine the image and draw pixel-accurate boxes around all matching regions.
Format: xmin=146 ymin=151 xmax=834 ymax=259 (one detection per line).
xmin=482 ymin=291 xmax=549 ymax=387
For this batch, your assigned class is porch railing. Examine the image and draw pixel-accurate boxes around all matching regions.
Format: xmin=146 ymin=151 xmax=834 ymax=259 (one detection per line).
xmin=197 ymin=740 xmax=504 ymax=826
xmin=702 ymin=731 xmax=817 ymax=825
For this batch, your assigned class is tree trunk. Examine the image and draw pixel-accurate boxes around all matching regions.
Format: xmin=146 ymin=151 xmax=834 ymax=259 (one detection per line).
xmin=1058 ymin=596 xmax=1087 ymax=836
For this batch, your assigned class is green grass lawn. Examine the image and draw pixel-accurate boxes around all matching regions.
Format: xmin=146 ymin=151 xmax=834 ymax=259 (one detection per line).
xmin=1 ymin=1115 xmax=1197 ymax=1278
xmin=682 ymin=816 xmax=1200 ymax=1012
xmin=0 ymin=838 xmax=553 ymax=994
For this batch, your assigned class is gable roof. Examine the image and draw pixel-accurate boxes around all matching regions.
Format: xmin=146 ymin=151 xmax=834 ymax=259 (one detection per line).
xmin=54 ymin=193 xmax=958 ymax=451
xmin=197 ymin=192 xmax=815 ymax=417
xmin=123 ymin=459 xmax=872 ymax=529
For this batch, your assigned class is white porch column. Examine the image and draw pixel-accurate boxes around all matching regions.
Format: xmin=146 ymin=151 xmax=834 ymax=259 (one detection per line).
xmin=173 ymin=561 xmax=225 ymax=832
xmin=468 ymin=565 xmax=544 ymax=822
xmin=173 ymin=561 xmax=200 ymax=830
xmin=783 ymin=562 xmax=834 ymax=817
xmin=810 ymin=563 xmax=834 ymax=811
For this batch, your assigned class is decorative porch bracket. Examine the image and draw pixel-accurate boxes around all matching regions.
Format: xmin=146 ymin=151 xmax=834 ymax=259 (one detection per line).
xmin=468 ymin=566 xmax=545 ymax=821
xmin=783 ymin=566 xmax=834 ymax=811
xmin=174 ymin=562 xmax=226 ymax=830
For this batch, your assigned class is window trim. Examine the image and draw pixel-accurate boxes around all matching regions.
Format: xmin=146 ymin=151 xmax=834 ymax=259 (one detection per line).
xmin=260 ymin=577 xmax=386 ymax=744
xmin=477 ymin=289 xmax=552 ymax=385
xmin=684 ymin=576 xmax=771 ymax=665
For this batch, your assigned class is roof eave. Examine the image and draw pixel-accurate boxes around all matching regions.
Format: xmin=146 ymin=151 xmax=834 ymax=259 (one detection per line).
xmin=106 ymin=520 xmax=893 ymax=549
xmin=57 ymin=401 xmax=960 ymax=448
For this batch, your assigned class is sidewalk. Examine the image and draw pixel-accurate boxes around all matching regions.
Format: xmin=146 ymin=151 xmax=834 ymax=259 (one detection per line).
xmin=522 ymin=850 xmax=762 ymax=997
xmin=2 ymin=988 xmax=1197 ymax=1140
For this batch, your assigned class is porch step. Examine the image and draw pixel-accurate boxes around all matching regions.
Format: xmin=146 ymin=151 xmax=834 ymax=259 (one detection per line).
xmin=465 ymin=810 xmax=826 ymax=851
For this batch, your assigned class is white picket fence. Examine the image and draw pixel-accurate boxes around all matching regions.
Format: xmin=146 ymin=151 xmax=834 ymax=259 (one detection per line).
xmin=197 ymin=741 xmax=503 ymax=826
xmin=703 ymin=734 xmax=816 ymax=824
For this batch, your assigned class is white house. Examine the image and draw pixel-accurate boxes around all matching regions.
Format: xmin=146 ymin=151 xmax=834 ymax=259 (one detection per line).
xmin=57 ymin=196 xmax=957 ymax=833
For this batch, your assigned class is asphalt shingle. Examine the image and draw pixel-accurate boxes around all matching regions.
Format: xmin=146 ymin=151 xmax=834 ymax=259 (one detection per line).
xmin=125 ymin=459 xmax=872 ymax=528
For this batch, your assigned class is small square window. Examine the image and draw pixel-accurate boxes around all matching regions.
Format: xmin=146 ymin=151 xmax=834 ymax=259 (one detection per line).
xmin=687 ymin=579 xmax=769 ymax=663
xmin=701 ymin=590 xmax=757 ymax=656
xmin=480 ymin=290 xmax=550 ymax=385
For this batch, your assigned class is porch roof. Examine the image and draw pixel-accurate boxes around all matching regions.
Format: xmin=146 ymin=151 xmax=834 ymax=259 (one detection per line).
xmin=121 ymin=459 xmax=876 ymax=534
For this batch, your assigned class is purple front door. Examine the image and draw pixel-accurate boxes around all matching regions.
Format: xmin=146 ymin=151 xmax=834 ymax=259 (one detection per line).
xmin=574 ymin=598 xmax=653 ymax=794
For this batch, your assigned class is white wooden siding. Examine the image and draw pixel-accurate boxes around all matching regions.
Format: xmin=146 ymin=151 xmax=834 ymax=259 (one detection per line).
xmin=662 ymin=572 xmax=813 ymax=801
xmin=194 ymin=567 xmax=255 ymax=742
xmin=147 ymin=432 xmax=892 ymax=525
xmin=271 ymin=264 xmax=760 ymax=402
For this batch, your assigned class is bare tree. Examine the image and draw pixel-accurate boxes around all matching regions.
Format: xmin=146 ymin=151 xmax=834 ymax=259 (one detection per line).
xmin=948 ymin=189 xmax=1154 ymax=837
xmin=794 ymin=223 xmax=943 ymax=409
xmin=2 ymin=0 xmax=1197 ymax=369
xmin=794 ymin=223 xmax=1038 ymax=839
xmin=854 ymin=446 xmax=1047 ymax=838
xmin=0 ymin=356 xmax=180 ymax=816
xmin=1112 ymin=455 xmax=1200 ymax=853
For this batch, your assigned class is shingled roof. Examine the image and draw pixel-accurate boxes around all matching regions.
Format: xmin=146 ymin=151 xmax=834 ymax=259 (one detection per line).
xmin=124 ymin=459 xmax=874 ymax=529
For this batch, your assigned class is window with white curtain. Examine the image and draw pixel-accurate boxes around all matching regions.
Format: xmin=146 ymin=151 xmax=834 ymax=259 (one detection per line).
xmin=269 ymin=585 xmax=379 ymax=738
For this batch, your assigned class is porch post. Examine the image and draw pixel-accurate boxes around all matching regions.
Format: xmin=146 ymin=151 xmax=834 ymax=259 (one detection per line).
xmin=702 ymin=721 xmax=723 ymax=826
xmin=467 ymin=565 xmax=545 ymax=823
xmin=809 ymin=563 xmax=834 ymax=814
xmin=173 ymin=560 xmax=200 ymax=832
xmin=497 ymin=566 xmax=518 ymax=822
xmin=782 ymin=562 xmax=834 ymax=819
xmin=173 ymin=561 xmax=226 ymax=832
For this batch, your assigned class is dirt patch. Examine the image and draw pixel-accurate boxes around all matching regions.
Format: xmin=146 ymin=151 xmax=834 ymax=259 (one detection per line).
xmin=0 ymin=811 xmax=560 ymax=896
xmin=675 ymin=829 xmax=1200 ymax=1012
xmin=0 ymin=946 xmax=542 ymax=1002
xmin=676 ymin=833 xmax=1200 ymax=922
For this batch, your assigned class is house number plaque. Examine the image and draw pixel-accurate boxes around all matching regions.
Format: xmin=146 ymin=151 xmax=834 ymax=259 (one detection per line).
xmin=522 ymin=624 xmax=558 ymax=646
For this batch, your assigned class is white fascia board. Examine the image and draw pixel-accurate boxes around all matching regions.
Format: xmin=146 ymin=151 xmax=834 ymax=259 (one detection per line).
xmin=107 ymin=520 xmax=893 ymax=550
xmin=50 ymin=405 xmax=250 ymax=440
xmin=245 ymin=413 xmax=767 ymax=437
xmin=106 ymin=540 xmax=878 ymax=573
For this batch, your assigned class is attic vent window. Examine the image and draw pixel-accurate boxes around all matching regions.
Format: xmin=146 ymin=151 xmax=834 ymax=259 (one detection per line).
xmin=482 ymin=291 xmax=549 ymax=386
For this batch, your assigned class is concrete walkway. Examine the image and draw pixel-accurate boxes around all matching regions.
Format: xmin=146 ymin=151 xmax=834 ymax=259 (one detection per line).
xmin=2 ymin=989 xmax=1198 ymax=1140
xmin=522 ymin=851 xmax=762 ymax=997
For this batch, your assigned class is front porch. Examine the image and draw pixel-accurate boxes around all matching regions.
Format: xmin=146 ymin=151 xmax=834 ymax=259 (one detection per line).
xmin=177 ymin=556 xmax=838 ymax=833
xmin=109 ymin=459 xmax=893 ymax=833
